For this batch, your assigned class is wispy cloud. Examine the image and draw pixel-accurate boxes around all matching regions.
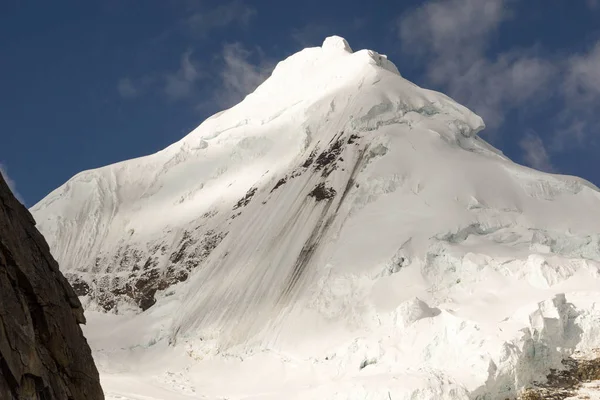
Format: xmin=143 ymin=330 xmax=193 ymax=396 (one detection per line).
xmin=397 ymin=0 xmax=600 ymax=176
xmin=115 ymin=50 xmax=203 ymax=102
xmin=164 ymin=49 xmax=204 ymax=101
xmin=115 ymin=43 xmax=273 ymax=111
xmin=117 ymin=78 xmax=139 ymax=98
xmin=213 ymin=43 xmax=275 ymax=108
xmin=441 ymin=52 xmax=556 ymax=128
xmin=185 ymin=0 xmax=256 ymax=38
xmin=0 ymin=163 xmax=24 ymax=204
xmin=551 ymin=114 xmax=588 ymax=153
xmin=399 ymin=0 xmax=507 ymax=66
xmin=116 ymin=75 xmax=157 ymax=99
xmin=398 ymin=0 xmax=556 ymax=129
xmin=116 ymin=1 xmax=258 ymax=107
xmin=519 ymin=132 xmax=555 ymax=172
xmin=550 ymin=40 xmax=600 ymax=151
xmin=565 ymin=42 xmax=600 ymax=103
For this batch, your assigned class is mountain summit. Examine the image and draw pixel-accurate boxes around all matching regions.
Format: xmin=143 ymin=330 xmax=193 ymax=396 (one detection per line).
xmin=32 ymin=37 xmax=600 ymax=399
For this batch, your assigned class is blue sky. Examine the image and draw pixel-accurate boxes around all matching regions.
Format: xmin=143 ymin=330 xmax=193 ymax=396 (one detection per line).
xmin=2 ymin=0 xmax=600 ymax=206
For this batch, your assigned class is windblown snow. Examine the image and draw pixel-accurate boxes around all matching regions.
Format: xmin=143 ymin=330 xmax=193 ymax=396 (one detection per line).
xmin=32 ymin=36 xmax=600 ymax=400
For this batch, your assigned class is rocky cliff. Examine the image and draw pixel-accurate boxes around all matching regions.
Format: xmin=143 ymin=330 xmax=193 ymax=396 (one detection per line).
xmin=0 ymin=172 xmax=103 ymax=399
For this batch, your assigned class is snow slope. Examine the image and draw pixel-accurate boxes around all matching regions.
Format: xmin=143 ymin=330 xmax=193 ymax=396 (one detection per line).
xmin=32 ymin=36 xmax=600 ymax=399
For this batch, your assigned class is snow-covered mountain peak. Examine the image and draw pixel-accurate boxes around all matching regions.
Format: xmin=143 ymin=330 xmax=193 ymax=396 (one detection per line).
xmin=322 ymin=35 xmax=353 ymax=53
xmin=31 ymin=36 xmax=600 ymax=400
xmin=178 ymin=36 xmax=471 ymax=158
xmin=197 ymin=36 xmax=400 ymax=120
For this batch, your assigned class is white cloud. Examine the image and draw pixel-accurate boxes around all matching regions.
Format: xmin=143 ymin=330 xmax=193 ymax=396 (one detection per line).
xmin=551 ymin=41 xmax=600 ymax=149
xmin=565 ymin=42 xmax=600 ymax=102
xmin=399 ymin=0 xmax=507 ymax=68
xmin=185 ymin=1 xmax=256 ymax=38
xmin=118 ymin=43 xmax=272 ymax=109
xmin=117 ymin=78 xmax=138 ymax=98
xmin=551 ymin=116 xmax=588 ymax=152
xmin=0 ymin=163 xmax=24 ymax=204
xmin=164 ymin=50 xmax=204 ymax=101
xmin=442 ymin=52 xmax=557 ymax=128
xmin=213 ymin=43 xmax=274 ymax=108
xmin=398 ymin=0 xmax=557 ymax=129
xmin=398 ymin=0 xmax=600 ymax=150
xmin=398 ymin=0 xmax=600 ymax=171
xmin=115 ymin=52 xmax=201 ymax=102
xmin=116 ymin=1 xmax=256 ymax=104
xmin=519 ymin=132 xmax=554 ymax=172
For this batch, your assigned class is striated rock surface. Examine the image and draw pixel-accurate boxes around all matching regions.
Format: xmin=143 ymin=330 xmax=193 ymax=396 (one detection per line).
xmin=0 ymin=172 xmax=103 ymax=399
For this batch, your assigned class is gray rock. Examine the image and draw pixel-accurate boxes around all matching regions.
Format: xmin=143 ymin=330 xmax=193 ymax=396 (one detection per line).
xmin=0 ymin=173 xmax=104 ymax=400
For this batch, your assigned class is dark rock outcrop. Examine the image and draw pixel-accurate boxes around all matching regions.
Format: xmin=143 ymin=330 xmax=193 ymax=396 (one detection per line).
xmin=0 ymin=173 xmax=104 ymax=399
xmin=64 ymin=228 xmax=227 ymax=313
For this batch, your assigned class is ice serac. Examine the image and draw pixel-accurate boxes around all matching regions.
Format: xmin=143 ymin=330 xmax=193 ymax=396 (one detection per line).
xmin=32 ymin=36 xmax=600 ymax=399
xmin=0 ymin=173 xmax=104 ymax=400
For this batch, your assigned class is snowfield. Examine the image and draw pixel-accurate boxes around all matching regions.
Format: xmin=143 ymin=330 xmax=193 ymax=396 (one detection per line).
xmin=32 ymin=37 xmax=600 ymax=399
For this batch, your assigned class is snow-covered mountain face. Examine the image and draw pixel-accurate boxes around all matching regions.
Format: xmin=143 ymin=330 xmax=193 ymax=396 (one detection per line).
xmin=32 ymin=37 xmax=600 ymax=400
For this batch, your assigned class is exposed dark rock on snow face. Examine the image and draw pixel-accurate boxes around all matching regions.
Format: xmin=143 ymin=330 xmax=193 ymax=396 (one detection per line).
xmin=308 ymin=183 xmax=337 ymax=201
xmin=270 ymin=177 xmax=287 ymax=193
xmin=519 ymin=351 xmax=600 ymax=400
xmin=314 ymin=136 xmax=344 ymax=177
xmin=67 ymin=229 xmax=227 ymax=312
xmin=0 ymin=173 xmax=104 ymax=400
xmin=233 ymin=187 xmax=257 ymax=210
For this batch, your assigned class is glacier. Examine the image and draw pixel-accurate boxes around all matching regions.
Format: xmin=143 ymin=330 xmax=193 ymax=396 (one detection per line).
xmin=31 ymin=36 xmax=600 ymax=399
